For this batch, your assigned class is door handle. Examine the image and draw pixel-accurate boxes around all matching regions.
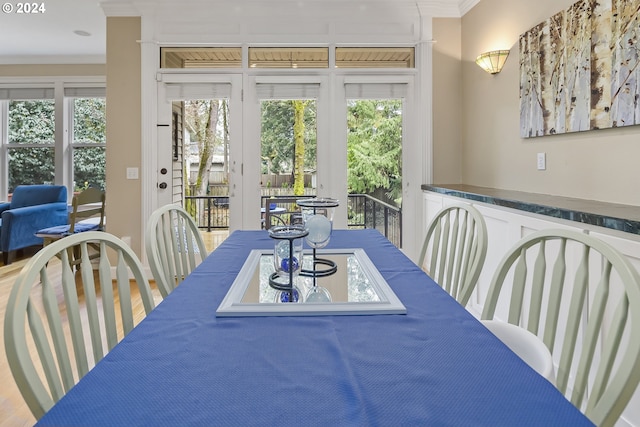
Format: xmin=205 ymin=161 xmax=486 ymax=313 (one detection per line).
xmin=159 ymin=182 xmax=168 ymax=189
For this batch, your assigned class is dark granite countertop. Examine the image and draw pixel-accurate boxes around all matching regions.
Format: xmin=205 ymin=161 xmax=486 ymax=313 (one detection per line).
xmin=422 ymin=184 xmax=640 ymax=236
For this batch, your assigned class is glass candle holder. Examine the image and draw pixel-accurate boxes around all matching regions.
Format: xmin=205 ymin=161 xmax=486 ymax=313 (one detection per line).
xmin=297 ymin=198 xmax=339 ymax=249
xmin=268 ymin=225 xmax=308 ymax=303
xmin=297 ymin=198 xmax=339 ymax=279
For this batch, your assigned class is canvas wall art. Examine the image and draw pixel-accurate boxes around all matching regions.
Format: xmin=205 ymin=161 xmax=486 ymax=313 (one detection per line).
xmin=520 ymin=0 xmax=640 ymax=138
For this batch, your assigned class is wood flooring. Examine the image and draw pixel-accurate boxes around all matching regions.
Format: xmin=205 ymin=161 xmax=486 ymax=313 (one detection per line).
xmin=0 ymin=230 xmax=228 ymax=426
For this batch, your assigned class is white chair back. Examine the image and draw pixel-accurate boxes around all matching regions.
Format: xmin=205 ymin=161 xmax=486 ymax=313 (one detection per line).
xmin=481 ymin=228 xmax=640 ymax=427
xmin=418 ymin=203 xmax=488 ymax=306
xmin=145 ymin=204 xmax=208 ymax=298
xmin=4 ymin=231 xmax=156 ymax=419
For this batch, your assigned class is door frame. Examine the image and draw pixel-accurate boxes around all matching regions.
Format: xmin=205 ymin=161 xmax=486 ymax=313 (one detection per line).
xmin=154 ymin=73 xmax=244 ymax=229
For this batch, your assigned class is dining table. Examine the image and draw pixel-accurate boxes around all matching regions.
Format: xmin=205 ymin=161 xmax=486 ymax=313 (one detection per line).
xmin=35 ymin=229 xmax=594 ymax=427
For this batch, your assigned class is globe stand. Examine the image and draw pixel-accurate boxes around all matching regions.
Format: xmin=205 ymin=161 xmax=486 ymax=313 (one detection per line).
xmin=268 ymin=226 xmax=308 ymax=303
xmin=301 ymin=248 xmax=337 ymax=278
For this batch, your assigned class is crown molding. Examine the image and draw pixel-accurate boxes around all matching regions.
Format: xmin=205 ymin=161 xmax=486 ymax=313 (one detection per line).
xmin=458 ymin=0 xmax=480 ymax=16
xmin=415 ymin=0 xmax=480 ymax=17
xmin=100 ymin=0 xmax=480 ymax=18
xmin=99 ymin=1 xmax=142 ymax=16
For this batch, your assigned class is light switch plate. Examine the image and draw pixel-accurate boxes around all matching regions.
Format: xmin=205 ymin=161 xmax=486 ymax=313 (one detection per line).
xmin=126 ymin=167 xmax=139 ymax=179
xmin=537 ymin=153 xmax=546 ymax=170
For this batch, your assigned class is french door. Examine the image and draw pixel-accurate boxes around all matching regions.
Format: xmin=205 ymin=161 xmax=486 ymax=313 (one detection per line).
xmin=154 ymin=73 xmax=419 ymax=257
xmin=242 ymin=76 xmax=331 ymax=229
xmin=156 ymin=74 xmax=243 ymax=231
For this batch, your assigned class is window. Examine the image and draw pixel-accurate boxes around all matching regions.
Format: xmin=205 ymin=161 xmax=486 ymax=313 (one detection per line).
xmin=161 ymin=46 xmax=417 ymax=69
xmin=7 ymin=98 xmax=55 ymax=192
xmin=249 ymin=47 xmax=328 ymax=69
xmin=0 ymin=83 xmax=106 ymax=199
xmin=72 ymin=97 xmax=106 ymax=190
xmin=336 ymin=47 xmax=415 ymax=68
xmin=161 ymin=47 xmax=242 ymax=68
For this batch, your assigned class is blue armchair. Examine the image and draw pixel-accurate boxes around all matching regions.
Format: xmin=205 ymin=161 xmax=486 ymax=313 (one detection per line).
xmin=0 ymin=185 xmax=68 ymax=265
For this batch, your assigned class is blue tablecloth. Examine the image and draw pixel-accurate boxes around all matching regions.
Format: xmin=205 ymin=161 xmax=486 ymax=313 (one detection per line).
xmin=36 ymin=229 xmax=594 ymax=427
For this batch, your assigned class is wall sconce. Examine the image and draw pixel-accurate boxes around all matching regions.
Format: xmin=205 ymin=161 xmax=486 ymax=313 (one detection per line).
xmin=475 ymin=50 xmax=510 ymax=74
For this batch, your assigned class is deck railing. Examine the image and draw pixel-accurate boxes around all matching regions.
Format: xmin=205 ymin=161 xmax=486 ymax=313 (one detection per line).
xmin=184 ymin=193 xmax=402 ymax=248
xmin=347 ymin=194 xmax=402 ymax=248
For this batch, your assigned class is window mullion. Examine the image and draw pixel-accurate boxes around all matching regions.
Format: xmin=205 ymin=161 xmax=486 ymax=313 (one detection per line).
xmin=0 ymin=101 xmax=7 ymax=200
xmin=53 ymin=82 xmax=67 ymax=192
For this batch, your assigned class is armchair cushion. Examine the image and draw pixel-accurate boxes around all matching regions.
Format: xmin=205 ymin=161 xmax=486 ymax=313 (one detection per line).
xmin=0 ymin=185 xmax=68 ymax=257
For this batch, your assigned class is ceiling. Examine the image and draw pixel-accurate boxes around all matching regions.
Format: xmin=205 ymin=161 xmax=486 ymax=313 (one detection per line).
xmin=0 ymin=0 xmax=477 ymax=65
xmin=0 ymin=0 xmax=106 ymax=64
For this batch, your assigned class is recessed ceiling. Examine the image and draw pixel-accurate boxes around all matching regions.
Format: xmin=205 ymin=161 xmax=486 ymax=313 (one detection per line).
xmin=0 ymin=0 xmax=478 ymax=65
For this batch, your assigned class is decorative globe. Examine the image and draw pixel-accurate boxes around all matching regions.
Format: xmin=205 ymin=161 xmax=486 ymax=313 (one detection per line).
xmin=305 ymin=286 xmax=332 ymax=302
xmin=281 ymin=256 xmax=299 ymax=273
xmin=270 ymin=229 xmax=305 ymax=278
xmin=275 ymin=240 xmax=290 ymax=258
xmin=276 ymin=287 xmax=302 ymax=303
xmin=306 ymin=215 xmax=332 ymax=248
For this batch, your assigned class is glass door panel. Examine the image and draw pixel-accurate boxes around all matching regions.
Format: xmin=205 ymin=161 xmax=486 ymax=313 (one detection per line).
xmin=346 ymin=96 xmax=403 ymax=248
xmin=259 ymin=94 xmax=317 ymax=228
xmin=183 ymin=98 xmax=231 ymax=242
xmin=158 ymin=76 xmax=241 ymax=251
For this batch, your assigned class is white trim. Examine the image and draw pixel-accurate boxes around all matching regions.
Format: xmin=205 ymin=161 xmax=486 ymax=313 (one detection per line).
xmin=0 ymin=55 xmax=105 ymax=65
xmin=343 ymin=75 xmax=414 ymax=84
xmin=458 ymin=0 xmax=481 ymax=16
xmin=254 ymin=76 xmax=326 ymax=84
xmin=100 ymin=1 xmax=142 ymax=17
xmin=0 ymin=102 xmax=7 ymax=201
xmin=157 ymin=73 xmax=243 ymax=83
xmin=141 ymin=35 xmax=158 ymax=267
xmin=0 ymin=76 xmax=106 ymax=85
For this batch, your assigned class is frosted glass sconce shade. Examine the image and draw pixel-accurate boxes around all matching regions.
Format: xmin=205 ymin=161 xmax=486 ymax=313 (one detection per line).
xmin=475 ymin=50 xmax=510 ymax=74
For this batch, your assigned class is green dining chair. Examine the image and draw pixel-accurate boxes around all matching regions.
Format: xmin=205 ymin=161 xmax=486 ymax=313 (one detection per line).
xmin=418 ymin=203 xmax=488 ymax=306
xmin=145 ymin=204 xmax=208 ymax=298
xmin=4 ymin=231 xmax=156 ymax=420
xmin=481 ymin=228 xmax=640 ymax=427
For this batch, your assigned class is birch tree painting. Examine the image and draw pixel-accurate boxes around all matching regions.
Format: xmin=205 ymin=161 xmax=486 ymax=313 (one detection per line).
xmin=520 ymin=0 xmax=640 ymax=137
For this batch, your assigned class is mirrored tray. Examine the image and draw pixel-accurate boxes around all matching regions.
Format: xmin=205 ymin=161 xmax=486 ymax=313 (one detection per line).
xmin=216 ymin=248 xmax=406 ymax=316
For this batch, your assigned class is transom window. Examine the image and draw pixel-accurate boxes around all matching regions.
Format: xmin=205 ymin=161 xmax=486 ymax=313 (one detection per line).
xmin=161 ymin=47 xmax=242 ymax=68
xmin=159 ymin=46 xmax=415 ymax=69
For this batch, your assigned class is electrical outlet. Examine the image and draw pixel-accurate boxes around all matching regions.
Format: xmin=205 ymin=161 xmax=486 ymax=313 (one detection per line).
xmin=537 ymin=153 xmax=546 ymax=170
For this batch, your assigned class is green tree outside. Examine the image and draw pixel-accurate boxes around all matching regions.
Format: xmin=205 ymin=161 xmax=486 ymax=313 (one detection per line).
xmin=347 ymin=99 xmax=402 ymax=205
xmin=73 ymin=98 xmax=106 ymax=190
xmin=8 ymin=98 xmax=106 ymax=193
xmin=260 ymin=100 xmax=317 ymax=180
xmin=8 ymin=100 xmax=56 ymax=192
